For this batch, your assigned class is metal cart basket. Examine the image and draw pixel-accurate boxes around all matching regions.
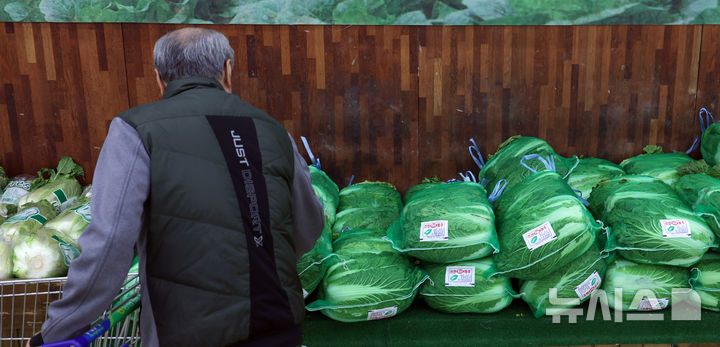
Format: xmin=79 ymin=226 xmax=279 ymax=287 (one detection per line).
xmin=0 ymin=274 xmax=141 ymax=347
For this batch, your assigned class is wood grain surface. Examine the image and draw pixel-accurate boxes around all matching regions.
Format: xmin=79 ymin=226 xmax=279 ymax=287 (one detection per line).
xmin=1 ymin=23 xmax=718 ymax=192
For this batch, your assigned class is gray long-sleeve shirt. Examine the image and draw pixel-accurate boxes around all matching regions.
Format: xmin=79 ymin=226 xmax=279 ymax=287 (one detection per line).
xmin=40 ymin=117 xmax=324 ymax=346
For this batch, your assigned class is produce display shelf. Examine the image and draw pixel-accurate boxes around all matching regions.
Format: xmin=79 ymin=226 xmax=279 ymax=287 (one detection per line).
xmin=302 ymin=299 xmax=720 ymax=346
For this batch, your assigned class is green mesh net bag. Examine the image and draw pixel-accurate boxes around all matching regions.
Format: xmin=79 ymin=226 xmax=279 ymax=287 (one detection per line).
xmin=589 ymin=175 xmax=715 ymax=267
xmin=332 ymin=181 xmax=402 ymax=239
xmin=386 ymin=181 xmax=498 ymax=263
xmin=602 ymin=256 xmax=691 ymax=311
xmin=419 ymin=257 xmax=515 ymax=313
xmin=492 ymin=167 xmax=601 ymax=281
xmin=306 ymin=229 xmax=428 ymax=322
xmin=519 ymin=243 xmax=608 ymax=317
xmin=566 ymin=158 xmax=625 ymax=200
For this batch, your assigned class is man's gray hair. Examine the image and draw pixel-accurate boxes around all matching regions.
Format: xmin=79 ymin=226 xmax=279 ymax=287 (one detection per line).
xmin=153 ymin=28 xmax=235 ymax=83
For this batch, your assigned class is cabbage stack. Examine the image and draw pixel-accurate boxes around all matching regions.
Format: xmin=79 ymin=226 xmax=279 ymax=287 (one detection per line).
xmin=306 ymin=229 xmax=428 ymax=322
xmin=589 ymin=175 xmax=715 ymax=267
xmin=386 ymin=181 xmax=498 ymax=263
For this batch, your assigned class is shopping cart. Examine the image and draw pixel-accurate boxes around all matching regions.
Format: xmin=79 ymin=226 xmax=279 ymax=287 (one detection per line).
xmin=0 ymin=274 xmax=141 ymax=347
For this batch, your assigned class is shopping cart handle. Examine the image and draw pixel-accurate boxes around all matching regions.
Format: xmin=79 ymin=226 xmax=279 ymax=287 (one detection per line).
xmin=41 ymin=319 xmax=110 ymax=347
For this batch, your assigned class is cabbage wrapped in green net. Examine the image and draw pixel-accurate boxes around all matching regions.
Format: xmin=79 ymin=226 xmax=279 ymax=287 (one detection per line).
xmin=674 ymin=174 xmax=720 ymax=238
xmin=17 ymin=156 xmax=85 ymax=213
xmin=44 ymin=197 xmax=91 ymax=243
xmin=332 ymin=181 xmax=402 ymax=238
xmin=566 ymin=158 xmax=625 ymax=200
xmin=12 ymin=227 xmax=78 ymax=278
xmin=589 ymin=175 xmax=715 ymax=267
xmin=0 ymin=201 xmax=57 ymax=242
xmin=297 ymin=218 xmax=334 ymax=298
xmin=690 ymin=252 xmax=720 ymax=311
xmin=492 ymin=171 xmax=601 ymax=280
xmin=403 ymin=178 xmax=443 ymax=203
xmin=309 ymin=166 xmax=339 ymax=227
xmin=702 ymin=122 xmax=720 ymax=166
xmin=306 ymin=229 xmax=428 ymax=322
xmin=620 ymin=151 xmax=694 ymax=186
xmin=386 ymin=181 xmax=499 ymax=263
xmin=519 ymin=243 xmax=608 ymax=317
xmin=480 ymin=136 xmax=577 ymax=194
xmin=0 ymin=164 xmax=8 ymax=191
xmin=602 ymin=257 xmax=690 ymax=311
xmin=0 ymin=174 xmax=35 ymax=218
xmin=420 ymin=257 xmax=514 ymax=313
xmin=0 ymin=236 xmax=12 ymax=278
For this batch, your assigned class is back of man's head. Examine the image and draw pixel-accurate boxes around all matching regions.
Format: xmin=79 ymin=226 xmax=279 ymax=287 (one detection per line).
xmin=153 ymin=27 xmax=235 ymax=83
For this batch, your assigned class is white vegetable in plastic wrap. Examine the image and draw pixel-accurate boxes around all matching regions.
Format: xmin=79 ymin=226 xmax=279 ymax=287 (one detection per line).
xmin=17 ymin=156 xmax=84 ymax=213
xmin=12 ymin=227 xmax=78 ymax=279
xmin=0 ymin=236 xmax=13 ymax=278
xmin=44 ymin=197 xmax=91 ymax=243
xmin=0 ymin=174 xmax=35 ymax=218
xmin=0 ymin=200 xmax=57 ymax=241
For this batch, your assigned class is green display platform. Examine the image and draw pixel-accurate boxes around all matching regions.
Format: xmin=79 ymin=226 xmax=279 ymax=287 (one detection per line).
xmin=303 ymin=300 xmax=720 ymax=346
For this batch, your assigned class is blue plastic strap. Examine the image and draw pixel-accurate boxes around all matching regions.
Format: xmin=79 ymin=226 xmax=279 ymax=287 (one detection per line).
xmin=685 ymin=137 xmax=701 ymax=154
xmin=480 ymin=177 xmax=488 ymax=188
xmin=572 ymin=188 xmax=590 ymax=207
xmin=699 ymin=108 xmax=716 ymax=134
xmin=487 ymin=179 xmax=507 ymax=203
xmin=347 ymin=174 xmax=355 ymax=186
xmin=520 ymin=154 xmax=556 ymax=173
xmin=300 ymin=136 xmax=321 ymax=169
xmin=341 ymin=226 xmax=351 ymax=233
xmin=458 ymin=170 xmax=477 ymax=183
xmin=468 ymin=138 xmax=485 ymax=170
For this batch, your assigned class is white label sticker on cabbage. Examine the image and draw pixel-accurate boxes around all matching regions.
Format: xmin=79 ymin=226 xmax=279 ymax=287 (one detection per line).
xmin=419 ymin=220 xmax=449 ymax=242
xmin=302 ymin=288 xmax=309 ymax=299
xmin=445 ymin=266 xmax=475 ymax=287
xmin=660 ymin=219 xmax=691 ymax=238
xmin=573 ymin=271 xmax=602 ymax=299
xmin=637 ymin=298 xmax=669 ymax=311
xmin=5 ymin=207 xmax=46 ymax=225
xmin=367 ymin=306 xmax=398 ymax=320
xmin=0 ymin=187 xmax=30 ymax=205
xmin=522 ymin=221 xmax=557 ymax=251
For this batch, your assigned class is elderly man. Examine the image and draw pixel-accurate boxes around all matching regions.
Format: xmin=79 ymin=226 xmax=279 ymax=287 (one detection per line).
xmin=28 ymin=27 xmax=324 ymax=347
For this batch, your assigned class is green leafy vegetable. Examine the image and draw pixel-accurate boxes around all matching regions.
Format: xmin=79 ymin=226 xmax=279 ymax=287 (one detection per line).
xmin=19 ymin=156 xmax=84 ymax=213
xmin=332 ymin=181 xmax=402 ymax=239
xmin=309 ymin=166 xmax=339 ymax=227
xmin=492 ymin=171 xmax=601 ymax=280
xmin=12 ymin=226 xmax=77 ymax=278
xmin=297 ymin=217 xmax=334 ymax=297
xmin=0 ymin=200 xmax=57 ymax=242
xmin=420 ymin=257 xmax=515 ymax=313
xmin=306 ymin=229 xmax=429 ymax=322
xmin=0 ymin=236 xmax=12 ymax=278
xmin=566 ymin=158 xmax=625 ymax=200
xmin=0 ymin=174 xmax=35 ymax=218
xmin=589 ymin=175 xmax=716 ymax=267
xmin=386 ymin=181 xmax=499 ymax=263
xmin=690 ymin=252 xmax=720 ymax=311
xmin=620 ymin=151 xmax=694 ymax=186
xmin=702 ymin=123 xmax=720 ymax=167
xmin=519 ymin=243 xmax=607 ymax=317
xmin=479 ymin=136 xmax=577 ymax=194
xmin=43 ymin=197 xmax=91 ymax=243
xmin=602 ymin=256 xmax=691 ymax=311
xmin=674 ymin=174 xmax=720 ymax=238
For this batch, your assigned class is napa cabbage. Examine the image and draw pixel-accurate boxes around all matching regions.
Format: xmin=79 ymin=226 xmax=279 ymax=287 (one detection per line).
xmin=566 ymin=158 xmax=625 ymax=200
xmin=492 ymin=171 xmax=601 ymax=280
xmin=690 ymin=252 xmax=720 ymax=311
xmin=620 ymin=149 xmax=694 ymax=186
xmin=0 ymin=200 xmax=57 ymax=241
xmin=420 ymin=257 xmax=514 ymax=313
xmin=306 ymin=229 xmax=428 ymax=322
xmin=386 ymin=181 xmax=499 ymax=263
xmin=589 ymin=175 xmax=715 ymax=267
xmin=17 ymin=156 xmax=84 ymax=213
xmin=602 ymin=257 xmax=691 ymax=311
xmin=519 ymin=243 xmax=608 ymax=317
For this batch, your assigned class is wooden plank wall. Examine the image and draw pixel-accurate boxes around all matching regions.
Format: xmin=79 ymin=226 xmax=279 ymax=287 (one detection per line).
xmin=1 ymin=23 xmax=720 ymax=193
